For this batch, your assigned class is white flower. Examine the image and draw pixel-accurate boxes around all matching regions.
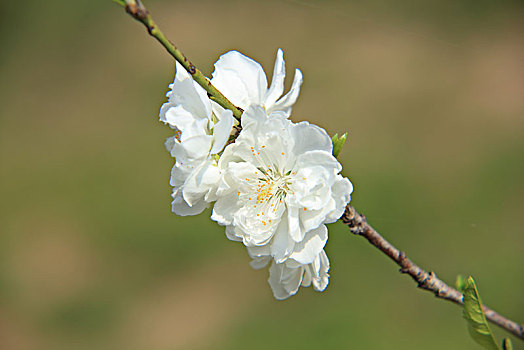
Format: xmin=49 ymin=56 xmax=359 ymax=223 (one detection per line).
xmin=251 ymin=250 xmax=330 ymax=300
xmin=211 ymin=105 xmax=353 ymax=266
xmin=211 ymin=48 xmax=303 ymax=117
xmin=160 ymin=61 xmax=235 ymax=216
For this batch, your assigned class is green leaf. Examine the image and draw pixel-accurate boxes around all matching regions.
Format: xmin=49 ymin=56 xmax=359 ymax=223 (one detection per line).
xmin=502 ymin=338 xmax=513 ymax=350
xmin=112 ymin=0 xmax=126 ymax=7
xmin=462 ymin=276 xmax=500 ymax=350
xmin=456 ymin=274 xmax=467 ymax=293
xmin=332 ymin=132 xmax=348 ymax=158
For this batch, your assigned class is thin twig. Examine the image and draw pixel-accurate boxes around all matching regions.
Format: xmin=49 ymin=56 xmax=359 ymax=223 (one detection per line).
xmin=341 ymin=204 xmax=524 ymax=340
xmin=118 ymin=0 xmax=244 ymax=120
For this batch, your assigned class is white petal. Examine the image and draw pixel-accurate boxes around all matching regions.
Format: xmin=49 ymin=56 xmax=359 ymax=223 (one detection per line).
xmin=270 ymin=214 xmax=295 ymax=263
xmin=161 ymin=61 xmax=212 ymax=122
xmin=268 ymin=263 xmax=289 ymax=300
xmin=268 ymin=68 xmax=303 ymax=116
xmin=264 ymin=48 xmax=285 ymax=107
xmin=171 ymin=190 xmax=208 ymax=216
xmin=268 ymin=261 xmax=304 ymax=300
xmin=299 ymin=199 xmax=335 ymax=232
xmin=235 ymin=207 xmax=278 ymax=247
xmin=287 ymin=206 xmax=303 ymax=242
xmin=164 ymin=135 xmax=177 ymax=154
xmin=211 ymin=192 xmax=240 ymax=226
xmin=179 ymin=118 xmax=210 ymax=141
xmin=250 ymin=256 xmax=271 ymax=270
xmin=291 ymin=121 xmax=332 ymax=155
xmin=223 ymin=161 xmax=260 ymax=189
xmin=225 ymin=225 xmax=242 ymax=242
xmin=301 ymin=268 xmax=312 ymax=287
xmin=297 ymin=150 xmax=341 ymax=175
xmin=311 ymin=250 xmax=330 ymax=291
xmin=174 ymin=61 xmax=212 ymax=117
xmin=291 ymin=165 xmax=332 ymax=211
xmin=181 ymin=161 xmax=220 ymax=206
xmin=239 ymin=104 xmax=269 ymax=132
xmin=169 ymin=161 xmax=192 ymax=187
xmin=325 ymin=176 xmax=353 ymax=223
xmin=211 ymin=51 xmax=267 ymax=109
xmin=217 ymin=144 xmax=252 ymax=173
xmin=160 ymin=104 xmax=200 ymax=130
xmin=210 ymin=110 xmax=234 ymax=155
xmin=289 ymin=225 xmax=328 ymax=265
xmin=258 ymin=132 xmax=295 ymax=175
xmin=171 ymin=134 xmax=212 ymax=162
xmin=247 ymin=244 xmax=271 ymax=258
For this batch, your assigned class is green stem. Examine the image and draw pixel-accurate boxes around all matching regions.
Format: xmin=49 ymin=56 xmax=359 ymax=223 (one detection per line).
xmin=119 ymin=0 xmax=243 ymax=120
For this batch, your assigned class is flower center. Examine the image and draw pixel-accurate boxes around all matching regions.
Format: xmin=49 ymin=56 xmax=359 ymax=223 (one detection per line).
xmin=235 ymin=144 xmax=298 ymax=228
xmin=255 ymin=173 xmax=288 ymax=205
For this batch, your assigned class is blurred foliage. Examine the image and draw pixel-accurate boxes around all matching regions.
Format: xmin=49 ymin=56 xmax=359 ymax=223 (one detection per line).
xmin=0 ymin=0 xmax=523 ymax=349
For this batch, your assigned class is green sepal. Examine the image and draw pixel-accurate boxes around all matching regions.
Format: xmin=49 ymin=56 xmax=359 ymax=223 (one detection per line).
xmin=462 ymin=276 xmax=501 ymax=350
xmin=332 ymin=132 xmax=347 ymax=158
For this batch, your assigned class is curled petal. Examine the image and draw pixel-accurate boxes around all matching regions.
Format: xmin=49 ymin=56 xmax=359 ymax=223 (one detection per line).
xmin=212 ymin=51 xmax=267 ymax=109
xmin=325 ymin=176 xmax=353 ymax=223
xmin=311 ymin=250 xmax=330 ymax=292
xmin=264 ymin=48 xmax=285 ymax=107
xmin=268 ymin=68 xmax=303 ymax=116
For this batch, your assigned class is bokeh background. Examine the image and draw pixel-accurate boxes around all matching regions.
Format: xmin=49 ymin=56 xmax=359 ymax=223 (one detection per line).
xmin=1 ymin=0 xmax=523 ymax=349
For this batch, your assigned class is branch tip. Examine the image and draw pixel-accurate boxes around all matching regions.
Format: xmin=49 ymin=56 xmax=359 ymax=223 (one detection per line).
xmin=343 ymin=204 xmax=523 ymax=340
xmin=120 ymin=0 xmax=243 ymax=121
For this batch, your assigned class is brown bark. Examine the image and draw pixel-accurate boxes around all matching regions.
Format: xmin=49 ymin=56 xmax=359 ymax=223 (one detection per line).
xmin=341 ymin=205 xmax=524 ymax=340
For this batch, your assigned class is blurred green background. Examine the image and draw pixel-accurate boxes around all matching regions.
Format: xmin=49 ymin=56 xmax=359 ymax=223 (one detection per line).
xmin=1 ymin=0 xmax=523 ymax=349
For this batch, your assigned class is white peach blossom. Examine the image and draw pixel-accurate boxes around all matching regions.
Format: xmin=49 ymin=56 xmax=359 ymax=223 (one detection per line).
xmin=211 ymin=48 xmax=303 ymax=117
xmin=160 ymin=61 xmax=235 ymax=216
xmin=211 ymin=105 xmax=353 ymax=267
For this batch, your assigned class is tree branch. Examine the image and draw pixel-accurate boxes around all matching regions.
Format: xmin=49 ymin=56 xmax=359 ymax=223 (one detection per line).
xmin=341 ymin=204 xmax=524 ymax=340
xmin=118 ymin=0 xmax=244 ymax=120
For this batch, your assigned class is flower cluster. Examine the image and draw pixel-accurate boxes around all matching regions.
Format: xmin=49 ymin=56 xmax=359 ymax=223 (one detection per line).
xmin=160 ymin=49 xmax=353 ymax=299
